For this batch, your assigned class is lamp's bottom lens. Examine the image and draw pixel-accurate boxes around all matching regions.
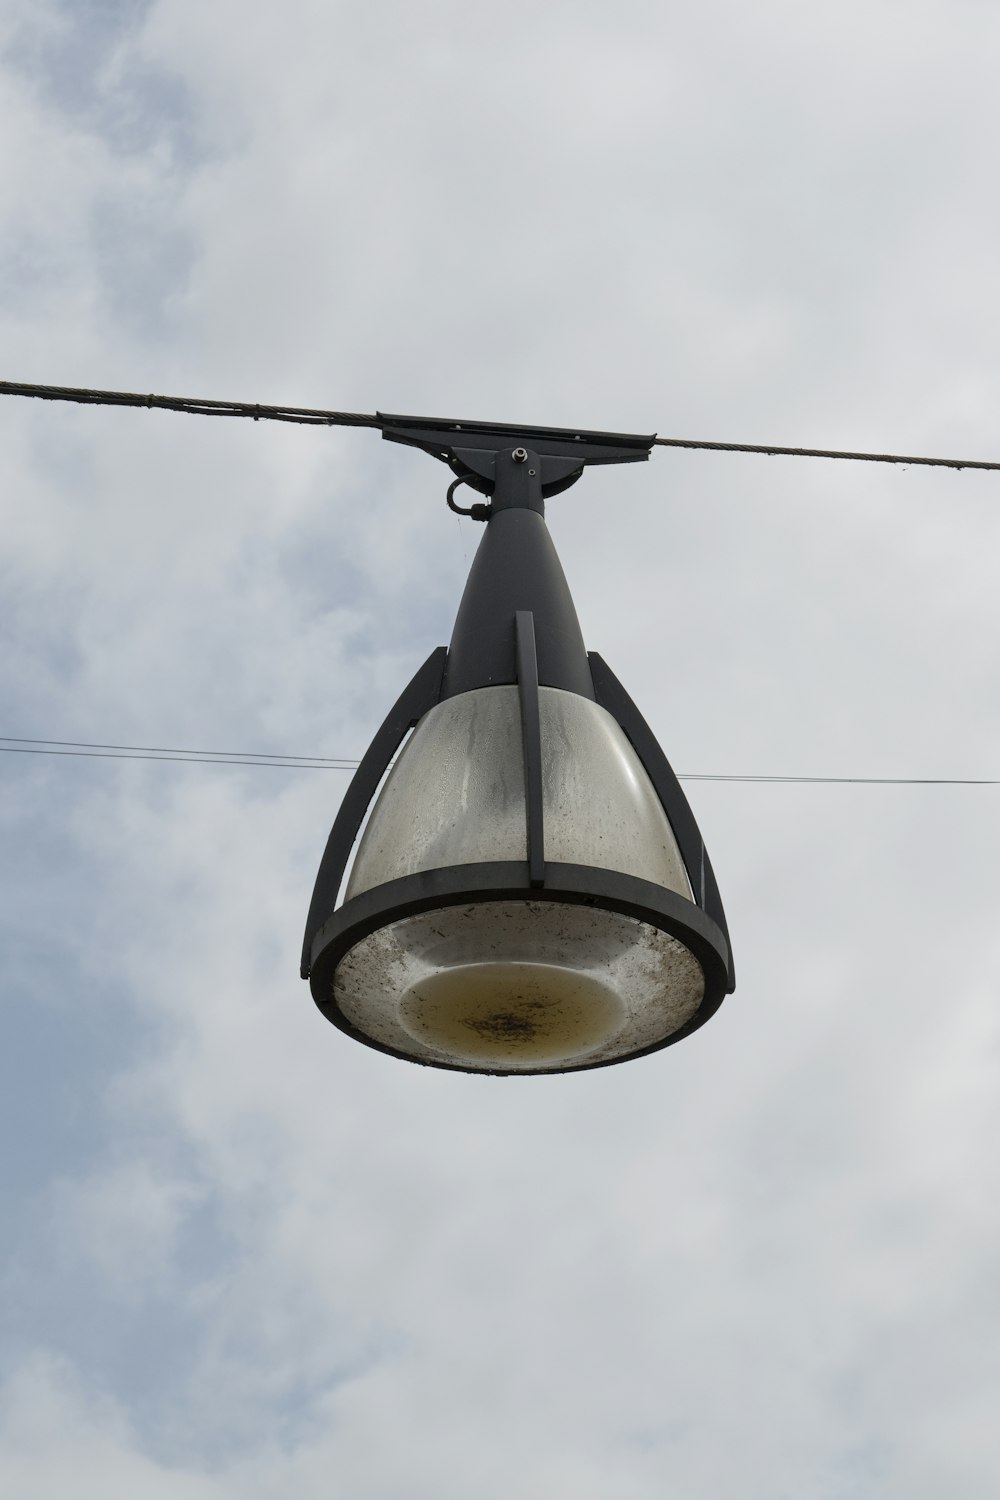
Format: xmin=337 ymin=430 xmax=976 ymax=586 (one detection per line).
xmin=331 ymin=900 xmax=706 ymax=1072
xmin=398 ymin=962 xmax=626 ymax=1066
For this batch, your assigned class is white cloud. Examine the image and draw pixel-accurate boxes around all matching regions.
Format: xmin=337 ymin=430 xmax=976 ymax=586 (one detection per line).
xmin=2 ymin=0 xmax=999 ymax=1494
xmin=0 ymin=1355 xmax=222 ymax=1499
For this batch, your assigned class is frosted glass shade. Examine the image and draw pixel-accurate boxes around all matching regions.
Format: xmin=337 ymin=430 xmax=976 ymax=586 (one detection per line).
xmin=346 ymin=686 xmax=693 ymax=900
xmin=334 ymin=899 xmax=705 ymax=1073
xmin=314 ymin=684 xmax=712 ymax=1073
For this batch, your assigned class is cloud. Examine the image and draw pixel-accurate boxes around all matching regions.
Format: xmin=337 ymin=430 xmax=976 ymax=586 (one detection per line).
xmin=2 ymin=1 xmax=1000 ymax=1495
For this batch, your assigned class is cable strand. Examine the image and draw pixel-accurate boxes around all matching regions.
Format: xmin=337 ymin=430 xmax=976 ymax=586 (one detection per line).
xmin=0 ymin=734 xmax=355 ymax=763
xmin=1 ymin=739 xmax=996 ymax=783
xmin=651 ymin=435 xmax=1000 ymax=472
xmin=4 ymin=379 xmax=1000 ymax=470
xmin=0 ymin=380 xmax=380 ymax=429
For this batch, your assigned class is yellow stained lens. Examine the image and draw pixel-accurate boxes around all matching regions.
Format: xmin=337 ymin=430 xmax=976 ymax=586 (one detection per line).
xmin=399 ymin=962 xmax=626 ymax=1065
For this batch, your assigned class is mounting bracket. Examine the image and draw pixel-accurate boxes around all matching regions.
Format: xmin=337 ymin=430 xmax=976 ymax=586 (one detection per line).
xmin=378 ymin=411 xmax=656 ymax=499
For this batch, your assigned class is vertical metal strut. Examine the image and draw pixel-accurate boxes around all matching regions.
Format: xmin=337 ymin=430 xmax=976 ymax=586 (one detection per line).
xmin=515 ymin=610 xmax=546 ymax=888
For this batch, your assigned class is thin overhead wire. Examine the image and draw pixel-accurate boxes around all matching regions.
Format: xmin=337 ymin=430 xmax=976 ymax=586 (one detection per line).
xmin=679 ymin=773 xmax=1000 ymax=785
xmin=1 ymin=739 xmax=995 ymax=785
xmin=3 ymin=378 xmax=1000 ymax=471
xmin=0 ymin=744 xmax=347 ymax=770
xmin=0 ymin=379 xmax=379 ymax=429
xmin=650 ymin=436 xmax=1000 ymax=472
xmin=0 ymin=734 xmax=356 ymax=765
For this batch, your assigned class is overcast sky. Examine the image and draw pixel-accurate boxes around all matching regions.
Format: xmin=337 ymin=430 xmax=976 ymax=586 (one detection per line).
xmin=2 ymin=1 xmax=999 ymax=1494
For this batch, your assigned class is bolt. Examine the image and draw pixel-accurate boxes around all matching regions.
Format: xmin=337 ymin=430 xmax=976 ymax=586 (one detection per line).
xmin=512 ymin=447 xmax=528 ymax=463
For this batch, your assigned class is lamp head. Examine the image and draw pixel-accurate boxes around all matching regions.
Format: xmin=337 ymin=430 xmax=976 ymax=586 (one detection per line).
xmin=302 ymin=418 xmax=734 ymax=1074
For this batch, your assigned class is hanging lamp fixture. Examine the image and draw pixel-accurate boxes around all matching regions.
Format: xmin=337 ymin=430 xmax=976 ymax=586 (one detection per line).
xmin=301 ymin=415 xmax=734 ymax=1075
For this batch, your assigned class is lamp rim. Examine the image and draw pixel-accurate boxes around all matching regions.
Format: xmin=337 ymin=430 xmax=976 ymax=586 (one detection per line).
xmin=308 ymin=860 xmax=732 ymax=1074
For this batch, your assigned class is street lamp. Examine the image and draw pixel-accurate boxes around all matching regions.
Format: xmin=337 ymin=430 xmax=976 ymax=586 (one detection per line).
xmin=302 ymin=415 xmax=734 ymax=1074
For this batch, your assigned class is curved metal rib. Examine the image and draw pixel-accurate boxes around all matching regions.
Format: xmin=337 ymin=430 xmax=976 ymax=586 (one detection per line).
xmin=588 ymin=652 xmax=735 ymax=992
xmin=300 ymin=647 xmax=447 ymax=978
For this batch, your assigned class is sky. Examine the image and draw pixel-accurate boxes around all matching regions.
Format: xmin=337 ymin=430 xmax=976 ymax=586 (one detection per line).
xmin=1 ymin=0 xmax=999 ymax=1494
